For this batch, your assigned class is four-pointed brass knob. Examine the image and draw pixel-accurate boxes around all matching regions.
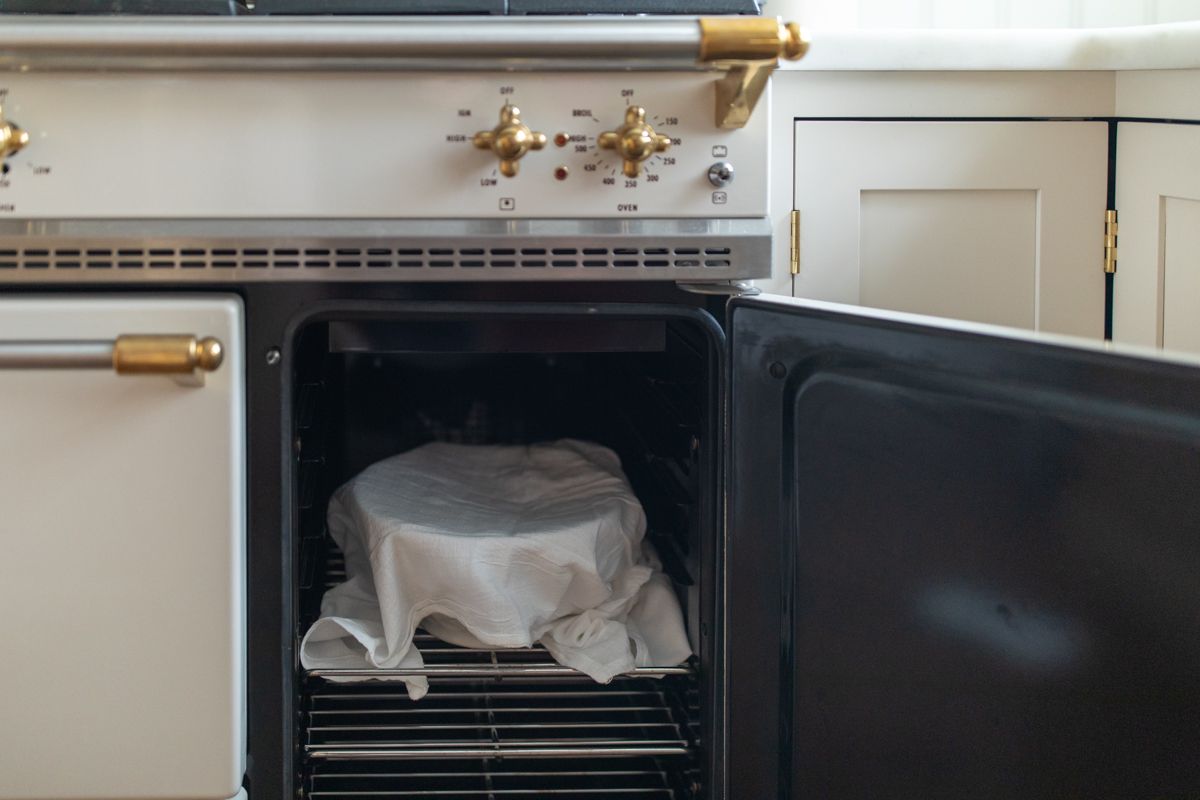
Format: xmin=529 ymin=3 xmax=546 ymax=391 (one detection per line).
xmin=473 ymin=104 xmax=547 ymax=178
xmin=0 ymin=105 xmax=30 ymax=161
xmin=597 ymin=106 xmax=671 ymax=179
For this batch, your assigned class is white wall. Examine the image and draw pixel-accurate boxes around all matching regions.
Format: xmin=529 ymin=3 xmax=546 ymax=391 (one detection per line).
xmin=766 ymin=0 xmax=1200 ymax=28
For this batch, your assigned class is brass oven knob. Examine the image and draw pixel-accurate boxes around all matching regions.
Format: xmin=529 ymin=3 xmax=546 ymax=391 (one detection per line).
xmin=472 ymin=104 xmax=546 ymax=178
xmin=598 ymin=106 xmax=671 ymax=179
xmin=0 ymin=105 xmax=30 ymax=160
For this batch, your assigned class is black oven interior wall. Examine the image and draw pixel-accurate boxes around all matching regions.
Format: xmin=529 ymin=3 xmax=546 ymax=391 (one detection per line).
xmin=289 ymin=306 xmax=724 ymax=799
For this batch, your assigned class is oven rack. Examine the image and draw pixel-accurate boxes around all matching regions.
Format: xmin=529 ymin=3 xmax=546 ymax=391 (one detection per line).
xmin=304 ymin=757 xmax=700 ymax=799
xmin=308 ymin=630 xmax=694 ymax=681
xmin=305 ymin=545 xmax=697 ymax=682
xmin=303 ymin=676 xmax=700 ymax=761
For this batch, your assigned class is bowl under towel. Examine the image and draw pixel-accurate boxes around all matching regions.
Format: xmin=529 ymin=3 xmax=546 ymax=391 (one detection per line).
xmin=299 ymin=439 xmax=692 ymax=700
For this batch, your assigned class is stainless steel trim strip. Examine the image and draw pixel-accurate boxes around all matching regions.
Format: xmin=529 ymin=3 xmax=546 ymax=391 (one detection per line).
xmin=0 ymin=217 xmax=768 ymax=238
xmin=0 ymin=17 xmax=708 ymax=72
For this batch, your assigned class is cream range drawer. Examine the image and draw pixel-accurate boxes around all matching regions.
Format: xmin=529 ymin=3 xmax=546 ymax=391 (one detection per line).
xmin=0 ymin=295 xmax=245 ymax=800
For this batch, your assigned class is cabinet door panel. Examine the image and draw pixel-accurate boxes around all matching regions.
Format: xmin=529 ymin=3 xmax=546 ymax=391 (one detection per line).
xmin=1163 ymin=197 xmax=1200 ymax=352
xmin=859 ymin=188 xmax=1038 ymax=328
xmin=1115 ymin=122 xmax=1200 ymax=353
xmin=793 ymin=120 xmax=1107 ymax=336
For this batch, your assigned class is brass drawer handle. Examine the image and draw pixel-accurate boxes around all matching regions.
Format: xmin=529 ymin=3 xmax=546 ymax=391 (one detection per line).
xmin=112 ymin=335 xmax=224 ymax=375
xmin=0 ymin=334 xmax=224 ymax=385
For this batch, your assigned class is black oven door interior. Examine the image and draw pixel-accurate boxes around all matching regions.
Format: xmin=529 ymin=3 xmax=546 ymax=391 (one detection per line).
xmin=726 ymin=295 xmax=1200 ymax=800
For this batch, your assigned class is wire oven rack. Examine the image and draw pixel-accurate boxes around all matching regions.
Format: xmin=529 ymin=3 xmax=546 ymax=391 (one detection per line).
xmin=305 ymin=549 xmax=695 ymax=682
xmin=305 ymin=757 xmax=700 ymax=799
xmin=307 ymin=632 xmax=694 ymax=681
xmin=303 ymin=676 xmax=699 ymax=761
xmin=300 ymin=513 xmax=702 ymax=796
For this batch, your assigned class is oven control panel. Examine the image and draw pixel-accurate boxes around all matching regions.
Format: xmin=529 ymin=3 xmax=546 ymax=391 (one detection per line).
xmin=0 ymin=72 xmax=768 ymax=219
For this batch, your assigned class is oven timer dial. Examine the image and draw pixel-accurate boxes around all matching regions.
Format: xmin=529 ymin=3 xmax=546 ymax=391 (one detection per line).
xmin=0 ymin=105 xmax=30 ymax=161
xmin=598 ymin=106 xmax=671 ymax=179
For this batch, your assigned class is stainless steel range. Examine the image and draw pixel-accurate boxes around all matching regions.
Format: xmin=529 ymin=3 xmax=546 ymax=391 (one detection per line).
xmin=3 ymin=8 xmax=1200 ymax=800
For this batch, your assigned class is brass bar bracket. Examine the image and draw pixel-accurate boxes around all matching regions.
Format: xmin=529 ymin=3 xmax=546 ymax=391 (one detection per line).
xmin=699 ymin=17 xmax=809 ymax=130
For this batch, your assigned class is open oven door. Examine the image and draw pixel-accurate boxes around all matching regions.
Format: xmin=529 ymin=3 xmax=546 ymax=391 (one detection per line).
xmin=726 ymin=295 xmax=1200 ymax=800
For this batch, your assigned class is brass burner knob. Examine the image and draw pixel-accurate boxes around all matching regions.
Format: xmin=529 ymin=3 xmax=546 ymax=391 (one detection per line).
xmin=472 ymin=104 xmax=546 ymax=178
xmin=598 ymin=106 xmax=671 ymax=179
xmin=0 ymin=105 xmax=30 ymax=160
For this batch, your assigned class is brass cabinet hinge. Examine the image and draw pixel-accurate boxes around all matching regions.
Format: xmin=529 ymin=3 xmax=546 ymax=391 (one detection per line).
xmin=1104 ymin=209 xmax=1119 ymax=274
xmin=789 ymin=209 xmax=800 ymax=275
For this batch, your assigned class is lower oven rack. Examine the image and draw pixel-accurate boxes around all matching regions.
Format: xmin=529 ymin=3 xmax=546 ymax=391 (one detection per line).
xmin=303 ymin=675 xmax=700 ymax=761
xmin=305 ymin=757 xmax=700 ymax=798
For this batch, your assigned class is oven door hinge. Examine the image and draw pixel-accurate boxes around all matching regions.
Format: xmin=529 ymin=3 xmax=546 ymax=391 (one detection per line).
xmin=789 ymin=209 xmax=800 ymax=275
xmin=1104 ymin=208 xmax=1119 ymax=274
xmin=676 ymin=280 xmax=762 ymax=297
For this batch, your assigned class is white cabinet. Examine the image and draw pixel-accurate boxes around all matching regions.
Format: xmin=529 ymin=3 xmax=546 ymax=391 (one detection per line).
xmin=1114 ymin=122 xmax=1200 ymax=354
xmin=791 ymin=120 xmax=1109 ymax=337
xmin=0 ymin=297 xmax=245 ymax=800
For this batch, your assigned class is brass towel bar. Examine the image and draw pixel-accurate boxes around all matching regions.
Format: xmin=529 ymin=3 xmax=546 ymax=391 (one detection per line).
xmin=0 ymin=334 xmax=224 ymax=384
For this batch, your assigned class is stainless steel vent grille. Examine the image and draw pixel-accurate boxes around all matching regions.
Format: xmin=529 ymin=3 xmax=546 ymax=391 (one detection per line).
xmin=0 ymin=245 xmax=734 ymax=271
xmin=0 ymin=219 xmax=769 ymax=283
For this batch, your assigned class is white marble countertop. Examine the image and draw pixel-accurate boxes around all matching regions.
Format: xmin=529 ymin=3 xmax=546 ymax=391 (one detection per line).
xmin=784 ymin=21 xmax=1200 ymax=71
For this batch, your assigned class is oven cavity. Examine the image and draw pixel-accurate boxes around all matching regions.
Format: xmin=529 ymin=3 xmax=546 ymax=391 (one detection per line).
xmin=292 ymin=308 xmax=718 ymax=799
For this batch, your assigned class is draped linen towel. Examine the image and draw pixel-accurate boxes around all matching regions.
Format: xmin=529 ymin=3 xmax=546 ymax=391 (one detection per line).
xmin=300 ymin=439 xmax=692 ymax=700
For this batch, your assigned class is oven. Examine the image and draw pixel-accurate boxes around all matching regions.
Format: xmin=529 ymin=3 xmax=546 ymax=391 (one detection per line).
xmin=2 ymin=10 xmax=1200 ymax=800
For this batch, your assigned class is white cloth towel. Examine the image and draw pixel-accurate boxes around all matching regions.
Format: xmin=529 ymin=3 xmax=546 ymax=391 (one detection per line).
xmin=299 ymin=439 xmax=692 ymax=700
